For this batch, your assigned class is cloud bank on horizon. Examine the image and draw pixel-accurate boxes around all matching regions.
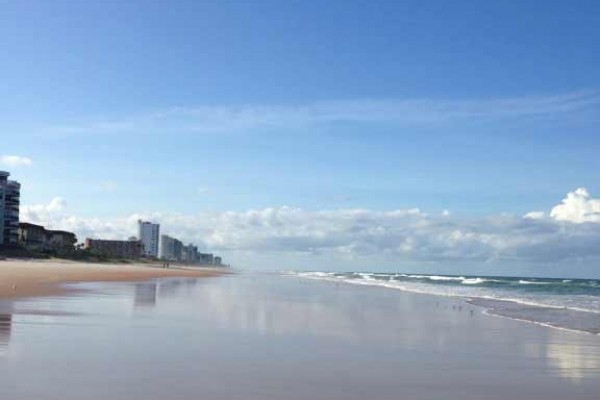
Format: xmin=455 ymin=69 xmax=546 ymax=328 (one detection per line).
xmin=20 ymin=188 xmax=600 ymax=274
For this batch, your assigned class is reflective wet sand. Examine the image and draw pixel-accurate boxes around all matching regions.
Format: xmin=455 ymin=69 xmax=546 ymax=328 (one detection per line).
xmin=1 ymin=273 xmax=599 ymax=399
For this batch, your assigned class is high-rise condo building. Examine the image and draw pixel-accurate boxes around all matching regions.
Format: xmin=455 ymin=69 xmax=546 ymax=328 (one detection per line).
xmin=159 ymin=234 xmax=184 ymax=261
xmin=138 ymin=220 xmax=160 ymax=257
xmin=0 ymin=171 xmax=20 ymax=246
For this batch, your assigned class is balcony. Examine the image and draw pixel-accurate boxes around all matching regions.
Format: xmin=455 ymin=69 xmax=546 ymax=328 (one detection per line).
xmin=4 ymin=210 xmax=18 ymax=218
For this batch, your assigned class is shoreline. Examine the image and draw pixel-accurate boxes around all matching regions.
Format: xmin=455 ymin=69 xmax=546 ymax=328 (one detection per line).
xmin=0 ymin=258 xmax=228 ymax=300
xmin=291 ymin=272 xmax=600 ymax=336
xmin=3 ymin=271 xmax=599 ymax=399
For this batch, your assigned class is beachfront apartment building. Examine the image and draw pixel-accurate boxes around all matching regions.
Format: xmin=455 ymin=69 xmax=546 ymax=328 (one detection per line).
xmin=159 ymin=235 xmax=225 ymax=265
xmin=138 ymin=220 xmax=160 ymax=258
xmin=0 ymin=171 xmax=21 ymax=247
xmin=85 ymin=238 xmax=144 ymax=259
xmin=159 ymin=234 xmax=183 ymax=261
xmin=18 ymin=223 xmax=77 ymax=253
xmin=47 ymin=230 xmax=78 ymax=251
xmin=18 ymin=222 xmax=47 ymax=251
xmin=198 ymin=252 xmax=214 ymax=265
xmin=182 ymin=244 xmax=198 ymax=264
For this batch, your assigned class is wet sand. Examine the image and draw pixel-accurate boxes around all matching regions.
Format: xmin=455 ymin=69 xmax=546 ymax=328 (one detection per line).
xmin=0 ymin=258 xmax=226 ymax=299
xmin=1 ymin=272 xmax=599 ymax=400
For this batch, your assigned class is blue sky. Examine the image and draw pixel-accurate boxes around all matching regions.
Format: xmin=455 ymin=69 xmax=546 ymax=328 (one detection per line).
xmin=2 ymin=1 xmax=600 ymax=275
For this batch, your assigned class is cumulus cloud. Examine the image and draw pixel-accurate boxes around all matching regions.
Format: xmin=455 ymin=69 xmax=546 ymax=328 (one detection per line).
xmin=524 ymin=211 xmax=545 ymax=220
xmin=18 ymin=189 xmax=600 ymax=270
xmin=550 ymin=188 xmax=600 ymax=223
xmin=0 ymin=155 xmax=33 ymax=167
xmin=20 ymin=197 xmax=66 ymax=226
xmin=21 ymin=198 xmax=139 ymax=240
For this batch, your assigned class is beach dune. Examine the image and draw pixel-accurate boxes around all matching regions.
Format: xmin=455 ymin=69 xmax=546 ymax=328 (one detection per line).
xmin=0 ymin=259 xmax=225 ymax=299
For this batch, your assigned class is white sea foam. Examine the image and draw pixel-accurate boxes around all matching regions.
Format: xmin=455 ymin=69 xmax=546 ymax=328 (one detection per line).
xmin=462 ymin=278 xmax=488 ymax=285
xmin=427 ymin=275 xmax=465 ymax=281
xmin=480 ymin=309 xmax=600 ymax=336
xmin=518 ymin=280 xmax=550 ymax=285
xmin=288 ymin=271 xmax=600 ymax=314
xmin=288 ymin=271 xmax=600 ymax=334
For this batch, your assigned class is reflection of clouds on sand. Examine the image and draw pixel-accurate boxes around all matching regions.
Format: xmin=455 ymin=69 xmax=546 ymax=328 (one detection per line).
xmin=189 ymin=277 xmax=465 ymax=347
xmin=200 ymin=279 xmax=396 ymax=341
xmin=524 ymin=330 xmax=600 ymax=384
xmin=194 ymin=280 xmax=357 ymax=340
xmin=546 ymin=340 xmax=600 ymax=383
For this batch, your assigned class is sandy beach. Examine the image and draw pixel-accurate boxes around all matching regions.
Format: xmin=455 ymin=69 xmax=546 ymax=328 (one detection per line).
xmin=0 ymin=258 xmax=226 ymax=299
xmin=1 ymin=272 xmax=599 ymax=400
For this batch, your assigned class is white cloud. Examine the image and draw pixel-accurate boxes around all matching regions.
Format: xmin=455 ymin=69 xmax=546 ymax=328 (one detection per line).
xmin=20 ymin=197 xmax=66 ymax=227
xmin=18 ymin=189 xmax=600 ymax=272
xmin=99 ymin=180 xmax=117 ymax=193
xmin=524 ymin=211 xmax=545 ymax=220
xmin=0 ymin=155 xmax=33 ymax=167
xmin=197 ymin=186 xmax=211 ymax=195
xmin=21 ymin=198 xmax=139 ymax=240
xmin=40 ymin=90 xmax=599 ymax=136
xmin=550 ymin=188 xmax=600 ymax=223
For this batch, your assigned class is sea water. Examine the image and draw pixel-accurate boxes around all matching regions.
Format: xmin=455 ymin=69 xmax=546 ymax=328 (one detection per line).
xmin=291 ymin=272 xmax=600 ymax=334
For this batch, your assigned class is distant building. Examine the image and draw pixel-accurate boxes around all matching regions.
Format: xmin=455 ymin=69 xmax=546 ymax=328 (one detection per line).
xmin=159 ymin=234 xmax=184 ymax=261
xmin=138 ymin=220 xmax=159 ymax=257
xmin=183 ymin=244 xmax=198 ymax=264
xmin=18 ymin=222 xmax=47 ymax=251
xmin=47 ymin=230 xmax=77 ymax=251
xmin=85 ymin=238 xmax=143 ymax=259
xmin=18 ymin=223 xmax=77 ymax=253
xmin=0 ymin=171 xmax=20 ymax=246
xmin=160 ymin=234 xmax=222 ymax=266
xmin=198 ymin=253 xmax=214 ymax=265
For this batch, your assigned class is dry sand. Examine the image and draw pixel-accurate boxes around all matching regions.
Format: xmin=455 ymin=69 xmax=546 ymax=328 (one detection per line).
xmin=0 ymin=258 xmax=227 ymax=299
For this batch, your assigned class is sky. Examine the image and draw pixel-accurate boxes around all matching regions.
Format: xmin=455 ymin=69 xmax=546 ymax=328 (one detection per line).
xmin=1 ymin=0 xmax=600 ymax=277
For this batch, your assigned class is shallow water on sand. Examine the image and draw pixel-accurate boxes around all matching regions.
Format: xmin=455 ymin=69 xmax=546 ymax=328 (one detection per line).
xmin=1 ymin=273 xmax=600 ymax=400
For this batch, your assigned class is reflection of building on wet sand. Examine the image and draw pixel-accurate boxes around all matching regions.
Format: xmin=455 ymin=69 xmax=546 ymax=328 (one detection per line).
xmin=0 ymin=313 xmax=12 ymax=356
xmin=158 ymin=279 xmax=199 ymax=297
xmin=134 ymin=283 xmax=158 ymax=308
xmin=134 ymin=279 xmax=200 ymax=309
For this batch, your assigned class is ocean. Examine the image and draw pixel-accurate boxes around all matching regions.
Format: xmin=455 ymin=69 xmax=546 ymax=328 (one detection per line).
xmin=290 ymin=271 xmax=600 ymax=334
